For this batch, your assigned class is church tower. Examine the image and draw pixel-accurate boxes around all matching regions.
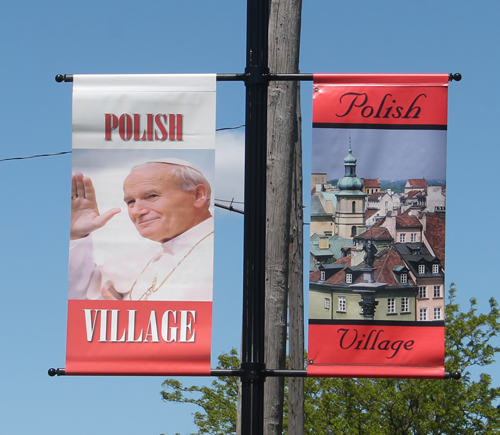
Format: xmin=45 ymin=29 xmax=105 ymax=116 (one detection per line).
xmin=334 ymin=140 xmax=367 ymax=238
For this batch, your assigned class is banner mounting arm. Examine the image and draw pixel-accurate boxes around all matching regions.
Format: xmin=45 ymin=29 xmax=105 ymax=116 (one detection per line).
xmin=55 ymin=73 xmax=462 ymax=84
xmin=48 ymin=367 xmax=461 ymax=380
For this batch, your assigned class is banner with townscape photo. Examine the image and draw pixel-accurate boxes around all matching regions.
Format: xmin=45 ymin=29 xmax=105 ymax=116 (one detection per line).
xmin=308 ymin=74 xmax=448 ymax=378
xmin=66 ymin=74 xmax=216 ymax=375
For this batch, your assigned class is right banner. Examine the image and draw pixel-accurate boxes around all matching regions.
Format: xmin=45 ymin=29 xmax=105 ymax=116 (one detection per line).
xmin=308 ymin=74 xmax=448 ymax=378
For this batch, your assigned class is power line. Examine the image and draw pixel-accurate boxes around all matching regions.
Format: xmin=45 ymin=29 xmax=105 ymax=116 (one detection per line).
xmin=0 ymin=126 xmax=245 ymax=163
xmin=0 ymin=151 xmax=71 ymax=163
xmin=214 ymin=198 xmax=245 ymax=204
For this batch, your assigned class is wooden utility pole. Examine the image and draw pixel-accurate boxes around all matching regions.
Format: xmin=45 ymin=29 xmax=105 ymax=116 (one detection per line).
xmin=287 ymin=89 xmax=304 ymax=435
xmin=265 ymin=0 xmax=303 ymax=434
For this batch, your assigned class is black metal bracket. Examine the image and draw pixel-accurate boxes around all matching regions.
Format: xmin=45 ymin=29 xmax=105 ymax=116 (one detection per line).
xmin=240 ymin=362 xmax=267 ymax=383
xmin=244 ymin=66 xmax=270 ymax=85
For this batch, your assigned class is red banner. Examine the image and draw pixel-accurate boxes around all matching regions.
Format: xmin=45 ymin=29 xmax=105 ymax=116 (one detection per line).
xmin=308 ymin=74 xmax=448 ymax=378
xmin=65 ymin=75 xmax=216 ymax=375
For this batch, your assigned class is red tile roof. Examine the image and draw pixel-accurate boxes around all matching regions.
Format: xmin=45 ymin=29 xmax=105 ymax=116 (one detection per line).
xmin=310 ymin=269 xmax=321 ymax=282
xmin=405 ymin=190 xmax=425 ymax=199
xmin=373 ymin=246 xmax=416 ymax=286
xmin=356 ymin=226 xmax=393 ymax=241
xmin=372 ymin=217 xmax=386 ymax=227
xmin=365 ymin=209 xmax=379 ymax=220
xmin=363 ymin=178 xmax=380 ymax=188
xmin=407 ymin=179 xmax=428 ymax=188
xmin=424 ymin=213 xmax=446 ymax=265
xmin=396 ymin=214 xmax=422 ymax=228
xmin=368 ymin=192 xmax=385 ymax=201
xmin=316 ymin=245 xmax=415 ymax=288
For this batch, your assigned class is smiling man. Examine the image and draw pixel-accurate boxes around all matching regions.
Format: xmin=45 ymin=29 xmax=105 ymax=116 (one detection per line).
xmin=68 ymin=159 xmax=214 ymax=301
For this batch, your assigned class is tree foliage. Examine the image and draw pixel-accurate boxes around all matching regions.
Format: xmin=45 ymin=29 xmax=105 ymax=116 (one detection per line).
xmin=161 ymin=349 xmax=239 ymax=435
xmin=161 ymin=286 xmax=500 ymax=434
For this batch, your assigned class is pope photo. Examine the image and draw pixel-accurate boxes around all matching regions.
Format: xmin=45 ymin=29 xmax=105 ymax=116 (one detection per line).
xmin=68 ymin=149 xmax=215 ymax=302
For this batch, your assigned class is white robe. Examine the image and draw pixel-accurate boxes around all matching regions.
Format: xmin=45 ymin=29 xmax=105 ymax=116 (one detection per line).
xmin=68 ymin=217 xmax=214 ymax=301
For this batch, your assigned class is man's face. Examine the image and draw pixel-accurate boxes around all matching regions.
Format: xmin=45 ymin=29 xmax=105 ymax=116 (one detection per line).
xmin=123 ymin=164 xmax=199 ymax=243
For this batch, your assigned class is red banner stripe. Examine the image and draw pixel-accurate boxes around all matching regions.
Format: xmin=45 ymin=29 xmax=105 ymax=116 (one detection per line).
xmin=308 ymin=322 xmax=444 ymax=378
xmin=66 ymin=300 xmax=212 ymax=376
xmin=313 ymin=85 xmax=448 ymax=126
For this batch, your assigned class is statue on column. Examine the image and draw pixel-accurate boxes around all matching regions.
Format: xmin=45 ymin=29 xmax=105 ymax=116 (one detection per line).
xmin=363 ymin=240 xmax=377 ymax=268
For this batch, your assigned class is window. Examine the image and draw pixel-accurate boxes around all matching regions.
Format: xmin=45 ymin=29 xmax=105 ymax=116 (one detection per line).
xmin=324 ymin=298 xmax=330 ymax=310
xmin=338 ymin=296 xmax=346 ymax=312
xmin=418 ymin=286 xmax=427 ymax=299
xmin=418 ymin=264 xmax=426 ymax=275
xmin=419 ymin=308 xmax=428 ymax=321
xmin=434 ymin=307 xmax=442 ymax=320
xmin=411 ymin=233 xmax=417 ymax=242
xmin=400 ymin=273 xmax=408 ymax=284
xmin=400 ymin=233 xmax=406 ymax=243
xmin=352 ymin=201 xmax=356 ymax=213
xmin=387 ymin=298 xmax=396 ymax=313
xmin=351 ymin=226 xmax=357 ymax=237
xmin=320 ymin=271 xmax=326 ymax=281
xmin=433 ymin=285 xmax=441 ymax=298
xmin=401 ymin=297 xmax=410 ymax=313
xmin=346 ymin=273 xmax=352 ymax=284
xmin=432 ymin=264 xmax=440 ymax=274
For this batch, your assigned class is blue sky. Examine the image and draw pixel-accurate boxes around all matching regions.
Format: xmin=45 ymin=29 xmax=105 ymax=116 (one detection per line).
xmin=1 ymin=1 xmax=499 ymax=434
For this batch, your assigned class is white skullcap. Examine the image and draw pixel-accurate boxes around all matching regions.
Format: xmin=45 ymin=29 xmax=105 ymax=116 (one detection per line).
xmin=143 ymin=158 xmax=203 ymax=174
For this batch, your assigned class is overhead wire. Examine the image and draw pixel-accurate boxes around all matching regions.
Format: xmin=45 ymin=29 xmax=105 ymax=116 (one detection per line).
xmin=0 ymin=126 xmax=244 ymax=163
xmin=0 ymin=126 xmax=246 ymax=213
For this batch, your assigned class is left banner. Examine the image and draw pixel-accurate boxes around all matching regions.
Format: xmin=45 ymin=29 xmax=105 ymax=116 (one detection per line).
xmin=66 ymin=75 xmax=216 ymax=375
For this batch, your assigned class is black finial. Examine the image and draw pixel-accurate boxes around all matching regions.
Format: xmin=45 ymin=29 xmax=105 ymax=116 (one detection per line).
xmin=449 ymin=73 xmax=462 ymax=82
xmin=48 ymin=368 xmax=66 ymax=376
xmin=445 ymin=371 xmax=461 ymax=380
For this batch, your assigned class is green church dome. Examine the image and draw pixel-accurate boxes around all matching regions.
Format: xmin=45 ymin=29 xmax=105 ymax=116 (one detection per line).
xmin=337 ymin=174 xmax=364 ymax=191
xmin=336 ymin=142 xmax=365 ymax=194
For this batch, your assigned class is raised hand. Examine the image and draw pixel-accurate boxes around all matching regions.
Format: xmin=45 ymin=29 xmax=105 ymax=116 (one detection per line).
xmin=101 ymin=281 xmax=124 ymax=300
xmin=70 ymin=172 xmax=121 ymax=240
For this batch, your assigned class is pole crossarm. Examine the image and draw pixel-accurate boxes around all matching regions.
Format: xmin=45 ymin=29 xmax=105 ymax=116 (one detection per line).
xmin=49 ymin=366 xmax=460 ymax=380
xmin=56 ymin=73 xmax=462 ymax=84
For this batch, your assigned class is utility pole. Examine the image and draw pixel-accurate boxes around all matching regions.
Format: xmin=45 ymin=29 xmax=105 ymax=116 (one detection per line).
xmin=287 ymin=90 xmax=304 ymax=435
xmin=265 ymin=0 xmax=303 ymax=434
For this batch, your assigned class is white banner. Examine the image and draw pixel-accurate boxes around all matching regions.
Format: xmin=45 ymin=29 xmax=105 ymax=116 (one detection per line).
xmin=66 ymin=74 xmax=216 ymax=375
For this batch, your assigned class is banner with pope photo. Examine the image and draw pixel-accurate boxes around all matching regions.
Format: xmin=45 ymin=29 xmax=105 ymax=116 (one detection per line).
xmin=66 ymin=74 xmax=216 ymax=375
xmin=308 ymin=74 xmax=448 ymax=378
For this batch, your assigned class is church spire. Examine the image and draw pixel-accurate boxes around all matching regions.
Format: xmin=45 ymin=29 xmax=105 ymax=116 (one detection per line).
xmin=344 ymin=136 xmax=357 ymax=177
xmin=336 ymin=137 xmax=364 ymax=192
